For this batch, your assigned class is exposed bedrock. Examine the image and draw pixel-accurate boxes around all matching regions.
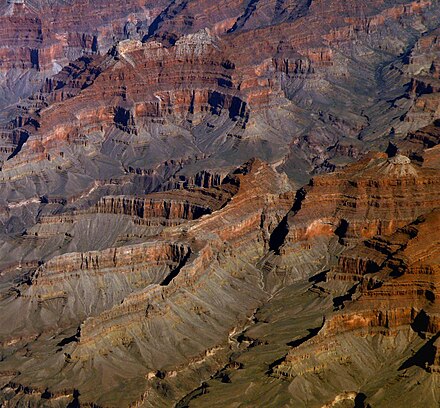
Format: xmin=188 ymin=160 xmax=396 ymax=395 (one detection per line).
xmin=0 ymin=0 xmax=169 ymax=107
xmin=95 ymin=196 xmax=213 ymax=225
xmin=0 ymin=241 xmax=191 ymax=343
xmin=271 ymin=209 xmax=440 ymax=407
xmin=92 ymin=174 xmax=239 ymax=225
xmin=282 ymin=152 xmax=440 ymax=246
xmin=1 ymin=0 xmax=439 ymax=190
xmin=0 ymin=0 xmax=440 ymax=406
xmin=0 ymin=158 xmax=297 ymax=407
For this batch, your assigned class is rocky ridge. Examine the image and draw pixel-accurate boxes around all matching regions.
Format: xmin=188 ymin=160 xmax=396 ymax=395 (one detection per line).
xmin=0 ymin=0 xmax=440 ymax=407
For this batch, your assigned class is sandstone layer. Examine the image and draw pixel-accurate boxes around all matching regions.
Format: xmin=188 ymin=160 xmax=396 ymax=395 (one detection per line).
xmin=0 ymin=0 xmax=440 ymax=407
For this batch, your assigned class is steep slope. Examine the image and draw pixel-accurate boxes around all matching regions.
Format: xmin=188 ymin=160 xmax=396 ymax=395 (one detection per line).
xmin=0 ymin=159 xmax=295 ymax=407
xmin=0 ymin=0 xmax=169 ymax=108
xmin=1 ymin=0 xmax=440 ymax=186
xmin=173 ymin=156 xmax=440 ymax=408
xmin=272 ymin=210 xmax=440 ymax=408
xmin=0 ymin=0 xmax=440 ymax=407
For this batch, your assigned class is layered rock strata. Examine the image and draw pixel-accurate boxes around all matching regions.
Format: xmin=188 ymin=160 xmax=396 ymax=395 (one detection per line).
xmin=0 ymin=159 xmax=295 ymax=407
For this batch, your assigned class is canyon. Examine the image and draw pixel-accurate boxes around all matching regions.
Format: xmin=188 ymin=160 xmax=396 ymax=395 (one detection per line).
xmin=0 ymin=0 xmax=439 ymax=406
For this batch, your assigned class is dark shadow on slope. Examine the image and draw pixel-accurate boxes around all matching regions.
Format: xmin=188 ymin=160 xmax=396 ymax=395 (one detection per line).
xmin=160 ymin=249 xmax=192 ymax=286
xmin=333 ymin=283 xmax=359 ymax=310
xmin=269 ymin=187 xmax=306 ymax=253
xmin=269 ymin=214 xmax=289 ymax=253
xmin=56 ymin=327 xmax=81 ymax=347
xmin=266 ymin=319 xmax=325 ymax=375
xmin=175 ymin=382 xmax=209 ymax=408
xmin=144 ymin=0 xmax=188 ymax=43
xmin=286 ymin=322 xmax=323 ymax=348
xmin=354 ymin=393 xmax=370 ymax=408
xmin=227 ymin=0 xmax=260 ymax=33
xmin=66 ymin=389 xmax=81 ymax=408
xmin=411 ymin=309 xmax=430 ymax=338
xmin=7 ymin=131 xmax=30 ymax=161
xmin=399 ymin=332 xmax=440 ymax=371
xmin=308 ymin=270 xmax=327 ymax=284
xmin=266 ymin=353 xmax=288 ymax=375
xmin=334 ymin=219 xmax=349 ymax=244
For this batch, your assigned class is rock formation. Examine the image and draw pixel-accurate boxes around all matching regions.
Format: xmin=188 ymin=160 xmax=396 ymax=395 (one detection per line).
xmin=0 ymin=0 xmax=439 ymax=407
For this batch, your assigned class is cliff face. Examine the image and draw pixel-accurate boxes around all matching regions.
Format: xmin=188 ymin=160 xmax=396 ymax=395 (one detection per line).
xmin=271 ymin=209 xmax=440 ymax=407
xmin=0 ymin=0 xmax=440 ymax=407
xmin=93 ymin=179 xmax=238 ymax=225
xmin=0 ymin=159 xmax=296 ymax=407
xmin=0 ymin=241 xmax=191 ymax=342
xmin=1 ymin=0 xmax=439 ymax=193
xmin=279 ymin=152 xmax=440 ymax=248
xmin=169 ymin=138 xmax=439 ymax=407
xmin=0 ymin=0 xmax=168 ymax=107
xmin=1 ymin=142 xmax=438 ymax=407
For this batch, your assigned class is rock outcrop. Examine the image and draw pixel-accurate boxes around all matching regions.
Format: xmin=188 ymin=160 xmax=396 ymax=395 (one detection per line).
xmin=0 ymin=159 xmax=295 ymax=407
xmin=283 ymin=152 xmax=440 ymax=244
xmin=271 ymin=209 xmax=440 ymax=407
xmin=0 ymin=0 xmax=169 ymax=107
xmin=0 ymin=0 xmax=440 ymax=407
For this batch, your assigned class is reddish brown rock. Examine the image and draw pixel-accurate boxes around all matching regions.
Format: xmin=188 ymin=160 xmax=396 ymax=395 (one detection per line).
xmin=0 ymin=1 xmax=439 ymax=407
xmin=282 ymin=153 xmax=440 ymax=245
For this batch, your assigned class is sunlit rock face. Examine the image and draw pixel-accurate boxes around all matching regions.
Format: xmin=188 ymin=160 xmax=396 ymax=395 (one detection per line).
xmin=0 ymin=0 xmax=170 ymax=109
xmin=0 ymin=0 xmax=440 ymax=407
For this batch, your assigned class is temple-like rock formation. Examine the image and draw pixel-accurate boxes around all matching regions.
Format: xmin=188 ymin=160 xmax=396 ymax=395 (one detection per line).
xmin=283 ymin=152 xmax=440 ymax=244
